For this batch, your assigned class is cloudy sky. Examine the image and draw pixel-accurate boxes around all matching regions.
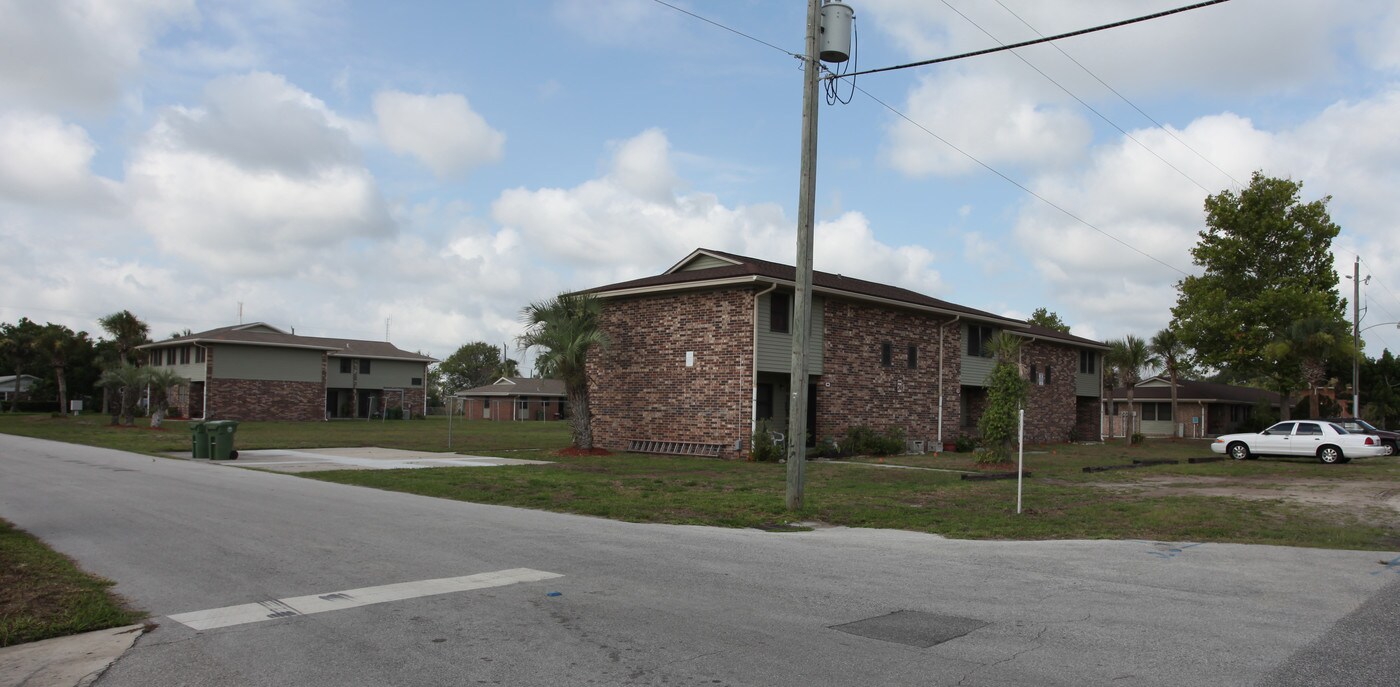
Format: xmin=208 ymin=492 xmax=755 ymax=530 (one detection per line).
xmin=3 ymin=0 xmax=1399 ymax=368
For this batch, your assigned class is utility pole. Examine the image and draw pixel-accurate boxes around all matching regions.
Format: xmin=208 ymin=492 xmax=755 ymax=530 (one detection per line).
xmin=786 ymin=0 xmax=822 ymax=510
xmin=1353 ymin=256 xmax=1361 ymax=418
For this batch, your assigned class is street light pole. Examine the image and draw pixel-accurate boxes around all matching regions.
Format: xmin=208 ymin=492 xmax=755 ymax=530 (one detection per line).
xmin=786 ymin=0 xmax=821 ymax=510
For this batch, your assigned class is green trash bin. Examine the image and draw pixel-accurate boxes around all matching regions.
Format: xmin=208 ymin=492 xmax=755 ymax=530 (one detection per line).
xmin=206 ymin=420 xmax=240 ymax=460
xmin=189 ymin=421 xmax=209 ymax=459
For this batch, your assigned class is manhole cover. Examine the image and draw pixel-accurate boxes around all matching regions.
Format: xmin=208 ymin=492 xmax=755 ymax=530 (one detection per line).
xmin=831 ymin=610 xmax=987 ymax=648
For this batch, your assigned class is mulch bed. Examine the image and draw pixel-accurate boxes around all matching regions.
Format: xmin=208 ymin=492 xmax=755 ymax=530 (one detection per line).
xmin=556 ymin=446 xmax=613 ymax=456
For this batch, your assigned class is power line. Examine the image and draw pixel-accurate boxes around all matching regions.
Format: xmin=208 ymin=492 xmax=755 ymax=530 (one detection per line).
xmin=990 ymin=0 xmax=1244 ymax=191
xmin=1360 ymin=258 xmax=1400 ymax=321
xmin=938 ymin=0 xmax=1215 ymax=195
xmin=835 ymin=0 xmax=1232 ymax=80
xmin=850 ymin=80 xmax=1189 ymax=276
xmin=647 ymin=0 xmax=798 ymax=59
xmin=646 ymin=0 xmax=1193 ymax=277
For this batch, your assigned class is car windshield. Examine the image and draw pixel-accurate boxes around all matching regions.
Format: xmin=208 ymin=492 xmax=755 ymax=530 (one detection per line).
xmin=1353 ymin=419 xmax=1379 ymax=431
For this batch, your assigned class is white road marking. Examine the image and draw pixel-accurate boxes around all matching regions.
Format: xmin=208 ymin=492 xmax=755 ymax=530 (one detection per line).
xmin=168 ymin=568 xmax=562 ymax=631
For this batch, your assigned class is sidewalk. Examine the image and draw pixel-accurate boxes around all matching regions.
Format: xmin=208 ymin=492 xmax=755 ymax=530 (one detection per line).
xmin=0 ymin=625 xmax=145 ymax=687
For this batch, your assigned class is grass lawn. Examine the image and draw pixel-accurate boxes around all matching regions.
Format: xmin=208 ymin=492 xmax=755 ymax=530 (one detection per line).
xmin=3 ymin=412 xmax=1398 ymax=550
xmin=0 ymin=518 xmax=144 ymax=648
xmin=0 ymin=413 xmax=571 ymax=457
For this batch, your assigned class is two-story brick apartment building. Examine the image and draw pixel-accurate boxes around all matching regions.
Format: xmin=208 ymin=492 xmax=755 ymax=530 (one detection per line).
xmin=583 ymin=249 xmax=1107 ymax=458
xmin=137 ymin=323 xmax=435 ymax=421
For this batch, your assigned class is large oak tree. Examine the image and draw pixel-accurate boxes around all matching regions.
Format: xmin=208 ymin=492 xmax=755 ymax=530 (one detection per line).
xmin=1171 ymin=173 xmax=1347 ymax=419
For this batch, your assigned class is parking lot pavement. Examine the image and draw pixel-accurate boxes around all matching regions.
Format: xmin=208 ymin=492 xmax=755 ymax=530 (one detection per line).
xmin=208 ymin=447 xmax=551 ymax=472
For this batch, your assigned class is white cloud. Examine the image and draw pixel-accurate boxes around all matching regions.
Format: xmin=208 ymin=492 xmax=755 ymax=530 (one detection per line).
xmin=1011 ymin=86 xmax=1400 ymax=342
xmin=0 ymin=0 xmax=195 ymax=111
xmin=491 ymin=128 xmax=944 ymax=294
xmin=374 ymin=91 xmax=504 ymax=178
xmin=126 ymin=73 xmax=393 ymax=277
xmin=885 ymin=70 xmax=1092 ymax=177
xmin=0 ymin=112 xmax=119 ymax=207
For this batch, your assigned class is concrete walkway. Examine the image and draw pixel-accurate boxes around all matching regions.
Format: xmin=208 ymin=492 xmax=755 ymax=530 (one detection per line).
xmin=198 ymin=447 xmax=551 ymax=473
xmin=0 ymin=625 xmax=145 ymax=687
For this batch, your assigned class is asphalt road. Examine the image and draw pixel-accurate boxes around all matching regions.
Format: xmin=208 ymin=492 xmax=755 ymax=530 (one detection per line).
xmin=2 ymin=433 xmax=1397 ymax=686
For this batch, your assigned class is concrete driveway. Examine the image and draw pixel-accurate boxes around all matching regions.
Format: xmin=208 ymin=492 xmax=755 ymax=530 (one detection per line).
xmin=209 ymin=447 xmax=551 ymax=472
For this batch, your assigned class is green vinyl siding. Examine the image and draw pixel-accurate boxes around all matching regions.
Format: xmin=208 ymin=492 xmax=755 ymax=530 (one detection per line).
xmin=1075 ymin=371 xmax=1100 ymax=397
xmin=756 ymin=292 xmax=823 ymax=375
xmin=680 ymin=254 xmax=735 ymax=271
xmin=353 ymin=359 xmax=426 ymax=390
xmin=960 ymin=322 xmax=995 ymax=386
xmin=212 ymin=345 xmax=323 ymax=382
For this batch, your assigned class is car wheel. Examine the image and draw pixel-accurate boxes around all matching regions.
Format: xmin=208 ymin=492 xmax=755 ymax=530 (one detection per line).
xmin=1317 ymin=445 xmax=1343 ymax=464
xmin=1228 ymin=442 xmax=1250 ymax=461
xmin=1384 ymin=440 xmax=1397 ymax=457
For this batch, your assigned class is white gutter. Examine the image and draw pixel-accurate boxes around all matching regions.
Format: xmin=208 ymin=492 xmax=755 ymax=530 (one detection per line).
xmin=752 ymin=283 xmax=778 ymax=439
xmin=1198 ymin=400 xmax=1207 ymax=437
xmin=193 ymin=342 xmax=209 ymax=420
xmin=938 ymin=316 xmax=960 ymax=451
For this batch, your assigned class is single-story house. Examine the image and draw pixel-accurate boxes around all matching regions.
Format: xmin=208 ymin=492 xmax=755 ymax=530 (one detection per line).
xmin=454 ymin=377 xmax=568 ymax=421
xmin=136 ymin=323 xmax=436 ymax=421
xmin=1105 ymin=376 xmax=1282 ymax=438
xmin=0 ymin=374 xmax=41 ymax=401
xmin=581 ymin=248 xmax=1108 ymax=458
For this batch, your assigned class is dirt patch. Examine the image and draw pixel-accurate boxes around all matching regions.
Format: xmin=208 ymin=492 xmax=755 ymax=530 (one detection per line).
xmin=1084 ymin=475 xmax=1400 ymax=519
xmin=556 ymin=446 xmax=613 ymax=457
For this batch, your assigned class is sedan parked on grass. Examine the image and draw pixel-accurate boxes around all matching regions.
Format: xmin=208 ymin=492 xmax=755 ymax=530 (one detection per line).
xmin=1322 ymin=417 xmax=1398 ymax=456
xmin=1211 ymin=421 xmax=1388 ymax=464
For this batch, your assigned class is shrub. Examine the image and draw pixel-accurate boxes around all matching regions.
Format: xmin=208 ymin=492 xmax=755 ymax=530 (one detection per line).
xmin=750 ymin=419 xmax=784 ymax=462
xmin=842 ymin=425 xmax=907 ymax=456
xmin=1130 ymin=432 xmax=1145 ymax=445
xmin=954 ymin=435 xmax=977 ymax=453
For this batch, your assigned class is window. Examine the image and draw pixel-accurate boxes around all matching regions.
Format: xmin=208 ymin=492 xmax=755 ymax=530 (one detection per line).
xmin=967 ymin=325 xmax=994 ymax=358
xmin=880 ymin=341 xmax=892 ymax=367
xmin=1079 ymin=350 xmax=1096 ymax=374
xmin=1141 ymin=402 xmax=1172 ymax=421
xmin=1044 ymin=365 xmax=1052 ymax=385
xmin=179 ymin=346 xmax=190 ymax=364
xmin=1029 ymin=364 xmax=1038 ymax=384
xmin=770 ymin=293 xmax=790 ymax=333
xmin=340 ymin=358 xmax=351 ymax=374
xmin=1295 ymin=422 xmax=1322 ymax=436
xmin=149 ymin=351 xmax=160 ymax=366
xmin=411 ymin=377 xmax=423 ymax=387
xmin=907 ymin=345 xmax=917 ymax=369
xmin=166 ymin=349 xmax=176 ymax=365
xmin=194 ymin=346 xmax=206 ymax=363
xmin=360 ymin=359 xmax=371 ymax=374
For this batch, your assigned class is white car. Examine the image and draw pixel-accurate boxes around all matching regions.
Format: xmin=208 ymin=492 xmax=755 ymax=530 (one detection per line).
xmin=1211 ymin=421 xmax=1388 ymax=464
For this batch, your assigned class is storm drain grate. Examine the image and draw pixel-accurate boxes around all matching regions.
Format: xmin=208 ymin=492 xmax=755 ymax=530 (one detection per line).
xmin=830 ymin=610 xmax=988 ymax=648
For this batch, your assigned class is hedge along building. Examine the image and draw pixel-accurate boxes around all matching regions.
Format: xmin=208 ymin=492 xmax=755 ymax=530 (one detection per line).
xmin=582 ymin=249 xmax=1108 ymax=458
xmin=136 ymin=323 xmax=436 ymax=421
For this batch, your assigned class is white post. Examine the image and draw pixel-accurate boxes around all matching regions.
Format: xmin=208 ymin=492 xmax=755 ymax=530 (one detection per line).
xmin=448 ymin=396 xmax=454 ymax=450
xmin=1017 ymin=408 xmax=1025 ymax=514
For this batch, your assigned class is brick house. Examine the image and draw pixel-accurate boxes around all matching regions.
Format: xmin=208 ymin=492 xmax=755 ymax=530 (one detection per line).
xmin=583 ymin=249 xmax=1107 ymax=458
xmin=455 ymin=377 xmax=568 ymax=421
xmin=136 ymin=323 xmax=435 ymax=421
xmin=1105 ymin=377 xmax=1282 ymax=438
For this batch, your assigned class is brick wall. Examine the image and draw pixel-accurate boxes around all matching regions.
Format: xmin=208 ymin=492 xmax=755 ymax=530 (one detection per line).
xmin=1019 ymin=340 xmax=1078 ymax=443
xmin=208 ymin=378 xmax=325 ymax=421
xmin=1074 ymin=397 xmax=1100 ymax=441
xmin=588 ymin=288 xmax=753 ymax=456
xmin=458 ymin=396 xmax=562 ymax=421
xmin=817 ymin=299 xmax=960 ymax=448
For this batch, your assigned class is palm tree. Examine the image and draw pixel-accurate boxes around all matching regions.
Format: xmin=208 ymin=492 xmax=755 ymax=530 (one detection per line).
xmin=98 ymin=363 xmax=145 ymax=426
xmin=33 ymin=324 xmax=88 ymax=416
xmin=1 ymin=318 xmax=41 ymax=412
xmin=1287 ymin=317 xmax=1348 ymax=418
xmin=1108 ymin=335 xmax=1159 ymax=443
xmin=517 ymin=294 xmax=608 ymax=450
xmin=98 ymin=310 xmax=150 ymax=366
xmin=144 ymin=367 xmax=186 ymax=428
xmin=1149 ymin=328 xmax=1190 ymax=439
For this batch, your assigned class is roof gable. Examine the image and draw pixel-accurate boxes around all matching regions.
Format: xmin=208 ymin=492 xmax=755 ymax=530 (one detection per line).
xmin=665 ymin=249 xmax=744 ymax=274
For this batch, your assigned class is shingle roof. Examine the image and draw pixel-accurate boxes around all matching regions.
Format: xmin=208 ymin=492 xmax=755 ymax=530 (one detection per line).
xmin=584 ymin=248 xmax=1108 ymax=350
xmin=455 ymin=377 xmax=565 ymax=397
xmin=1109 ymin=379 xmax=1281 ymax=404
xmin=137 ymin=323 xmax=437 ymax=362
